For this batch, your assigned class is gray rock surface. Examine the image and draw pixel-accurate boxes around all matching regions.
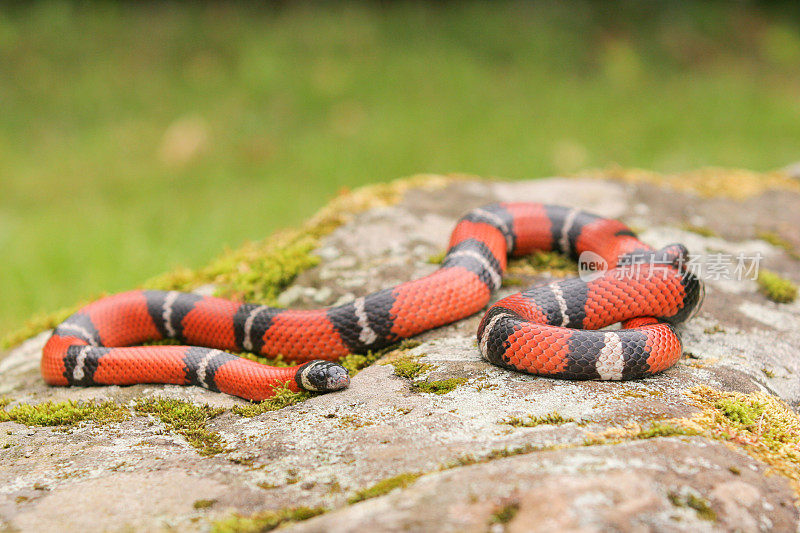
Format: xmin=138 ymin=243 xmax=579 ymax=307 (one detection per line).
xmin=1 ymin=176 xmax=799 ymax=532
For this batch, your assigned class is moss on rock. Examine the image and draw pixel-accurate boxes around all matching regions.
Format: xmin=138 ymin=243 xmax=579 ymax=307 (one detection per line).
xmin=669 ymin=491 xmax=717 ymax=521
xmin=211 ymin=506 xmax=326 ymax=533
xmin=506 ymin=250 xmax=577 ymax=279
xmin=501 ymin=412 xmax=574 ymax=427
xmin=582 ymin=420 xmax=697 ymax=446
xmin=441 ymin=443 xmax=547 ymax=470
xmin=757 ymin=269 xmax=798 ymax=303
xmin=426 ymin=251 xmax=446 ymax=265
xmin=384 ymin=354 xmax=433 ymax=380
xmin=0 ymin=399 xmax=129 ymax=427
xmin=681 ymin=224 xmax=718 ymax=238
xmin=714 ymin=396 xmax=764 ymax=426
xmin=134 ymin=397 xmax=226 ymax=456
xmin=340 ymin=339 xmax=422 ymax=376
xmin=230 ymin=386 xmax=312 ymax=418
xmin=193 ymin=499 xmax=216 ymax=510
xmin=757 ymin=231 xmax=800 ymax=260
xmin=490 ymin=502 xmax=520 ymax=524
xmin=411 ymin=377 xmax=467 ymax=395
xmin=347 ymin=472 xmax=423 ymax=504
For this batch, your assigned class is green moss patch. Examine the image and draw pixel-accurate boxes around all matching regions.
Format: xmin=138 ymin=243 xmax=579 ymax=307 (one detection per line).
xmin=348 ymin=472 xmax=423 ymax=504
xmin=681 ymin=224 xmax=717 ymax=238
xmin=757 ymin=231 xmax=800 ymax=260
xmin=669 ymin=492 xmax=716 ymax=521
xmin=384 ymin=354 xmax=433 ymax=380
xmin=506 ymin=250 xmax=577 ymax=278
xmin=442 ymin=443 xmax=546 ymax=470
xmin=193 ymin=499 xmax=216 ymax=510
xmin=583 ymin=419 xmax=697 ymax=446
xmin=340 ymin=339 xmax=423 ymax=376
xmin=714 ymin=396 xmax=764 ymax=426
xmin=235 ymin=353 xmax=293 ymax=368
xmin=501 ymin=276 xmax=527 ymax=287
xmin=427 ymin=251 xmax=446 ymax=264
xmin=211 ymin=506 xmax=326 ymax=533
xmin=687 ymin=494 xmax=716 ymax=521
xmin=230 ymin=386 xmax=311 ymax=418
xmin=490 ymin=502 xmax=520 ymax=524
xmin=134 ymin=398 xmax=226 ymax=456
xmin=502 ymin=412 xmax=574 ymax=427
xmin=338 ymin=352 xmax=383 ymax=376
xmin=757 ymin=269 xmax=797 ymax=303
xmin=411 ymin=377 xmax=467 ymax=395
xmin=635 ymin=420 xmax=695 ymax=439
xmin=0 ymin=399 xmax=129 ymax=427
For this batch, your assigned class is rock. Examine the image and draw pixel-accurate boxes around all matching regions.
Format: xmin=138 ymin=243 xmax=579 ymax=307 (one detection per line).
xmin=290 ymin=439 xmax=794 ymax=532
xmin=783 ymin=161 xmax=800 ymax=180
xmin=1 ymin=173 xmax=799 ymax=532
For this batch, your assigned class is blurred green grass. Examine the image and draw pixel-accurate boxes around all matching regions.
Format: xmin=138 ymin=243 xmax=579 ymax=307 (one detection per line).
xmin=1 ymin=1 xmax=800 ymax=338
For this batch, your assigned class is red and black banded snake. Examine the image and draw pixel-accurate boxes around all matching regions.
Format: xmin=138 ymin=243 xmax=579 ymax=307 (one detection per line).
xmin=42 ymin=203 xmax=704 ymax=401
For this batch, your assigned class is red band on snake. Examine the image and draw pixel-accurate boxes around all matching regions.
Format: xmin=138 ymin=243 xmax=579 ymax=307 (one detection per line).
xmin=42 ymin=203 xmax=704 ymax=401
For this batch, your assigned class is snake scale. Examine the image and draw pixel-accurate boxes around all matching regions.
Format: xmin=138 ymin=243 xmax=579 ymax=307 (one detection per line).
xmin=42 ymin=203 xmax=704 ymax=401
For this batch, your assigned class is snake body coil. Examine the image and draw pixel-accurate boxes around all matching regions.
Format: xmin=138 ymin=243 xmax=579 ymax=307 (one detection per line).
xmin=43 ymin=203 xmax=703 ymax=400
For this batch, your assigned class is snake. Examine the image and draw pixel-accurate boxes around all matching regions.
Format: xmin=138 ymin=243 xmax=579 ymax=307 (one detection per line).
xmin=42 ymin=203 xmax=704 ymax=401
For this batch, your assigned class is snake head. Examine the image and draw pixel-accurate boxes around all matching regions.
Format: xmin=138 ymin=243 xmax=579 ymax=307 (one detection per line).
xmin=296 ymin=361 xmax=350 ymax=393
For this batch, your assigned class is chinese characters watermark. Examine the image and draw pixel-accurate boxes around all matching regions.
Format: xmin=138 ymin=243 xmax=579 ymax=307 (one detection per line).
xmin=578 ymin=251 xmax=762 ymax=282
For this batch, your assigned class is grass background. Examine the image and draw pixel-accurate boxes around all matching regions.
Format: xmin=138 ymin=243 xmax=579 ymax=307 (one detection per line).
xmin=2 ymin=1 xmax=800 ymax=338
